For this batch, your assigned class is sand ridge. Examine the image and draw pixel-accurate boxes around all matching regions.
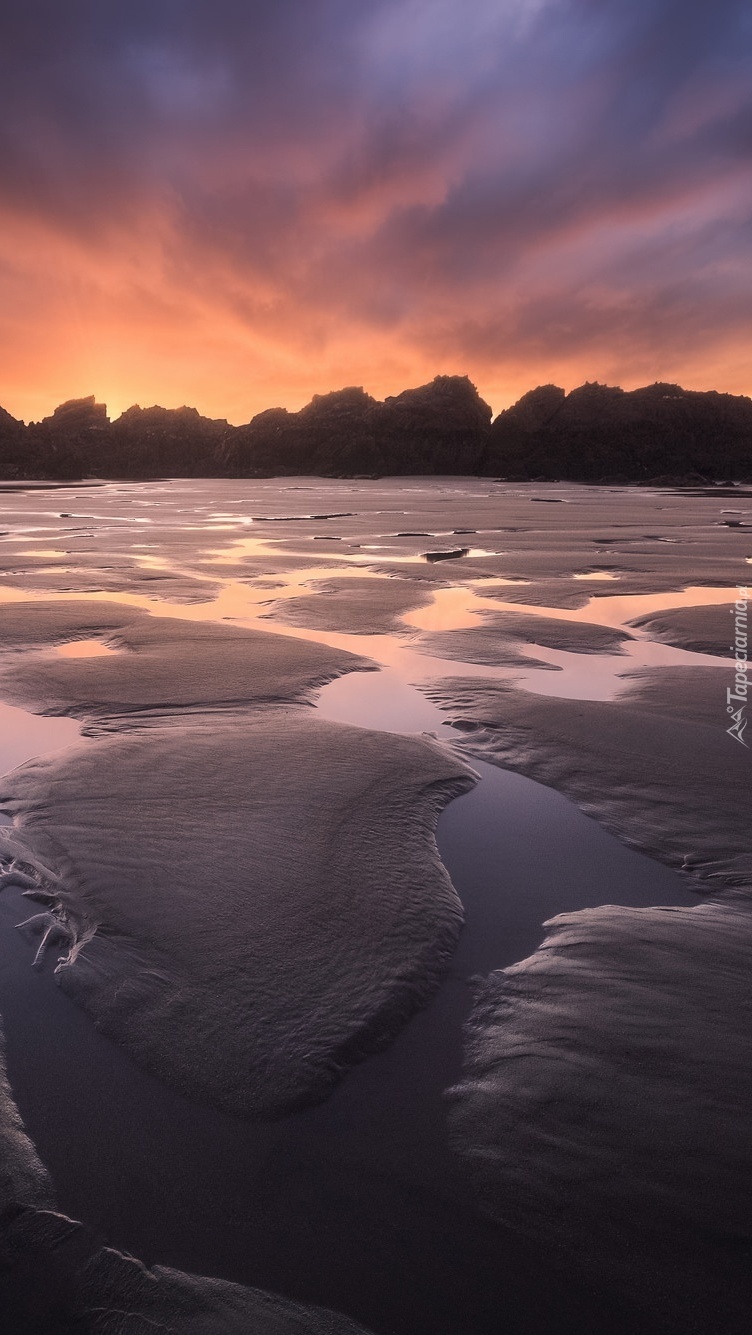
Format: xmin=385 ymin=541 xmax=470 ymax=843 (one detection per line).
xmin=0 ymin=595 xmax=476 ymax=1119
xmin=414 ymin=609 xmax=633 ymax=667
xmin=422 ymin=668 xmax=751 ymax=892
xmin=628 ymin=601 xmax=741 ymax=657
xmin=262 ymin=575 xmax=433 ymax=635
xmin=448 ymin=897 xmax=752 ymax=1332
xmin=0 ymin=599 xmax=374 ymax=718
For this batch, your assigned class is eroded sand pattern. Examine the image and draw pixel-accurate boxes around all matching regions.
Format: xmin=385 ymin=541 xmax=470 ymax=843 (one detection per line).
xmin=414 ymin=608 xmax=635 ymax=666
xmin=0 ymin=478 xmax=749 ymax=1333
xmin=1 ymin=715 xmax=473 ymax=1119
xmin=448 ymin=900 xmax=752 ymax=1333
xmin=423 ymin=667 xmax=750 ymax=889
xmin=628 ymin=600 xmax=740 ymax=657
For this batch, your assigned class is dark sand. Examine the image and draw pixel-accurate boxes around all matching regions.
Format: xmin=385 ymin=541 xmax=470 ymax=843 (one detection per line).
xmin=423 ymin=667 xmax=750 ymax=890
xmin=263 ymin=576 xmax=433 ymax=634
xmin=448 ymin=898 xmax=752 ymax=1334
xmin=0 ymin=735 xmax=699 ymax=1335
xmin=415 ymin=609 xmax=633 ymax=667
xmin=629 ymin=600 xmax=744 ymax=657
xmin=0 ymin=599 xmax=373 ymax=717
xmin=0 ymin=1025 xmax=51 ymax=1214
xmin=0 ymin=477 xmax=749 ymax=1333
xmin=1 ymin=712 xmax=473 ymax=1119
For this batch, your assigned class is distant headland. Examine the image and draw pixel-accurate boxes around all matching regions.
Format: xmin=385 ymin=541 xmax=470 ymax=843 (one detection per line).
xmin=1 ymin=376 xmax=750 ymax=484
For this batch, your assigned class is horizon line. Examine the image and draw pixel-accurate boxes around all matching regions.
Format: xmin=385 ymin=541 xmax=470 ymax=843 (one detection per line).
xmin=6 ymin=373 xmax=752 ymax=431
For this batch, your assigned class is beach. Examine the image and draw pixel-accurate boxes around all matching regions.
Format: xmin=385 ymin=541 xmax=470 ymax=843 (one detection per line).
xmin=0 ymin=476 xmax=749 ymax=1333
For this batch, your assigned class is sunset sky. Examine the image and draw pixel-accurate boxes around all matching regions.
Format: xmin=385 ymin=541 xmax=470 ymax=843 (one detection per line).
xmin=1 ymin=0 xmax=750 ymax=424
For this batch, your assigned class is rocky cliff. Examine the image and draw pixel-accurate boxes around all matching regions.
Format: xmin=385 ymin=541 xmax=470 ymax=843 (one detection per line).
xmin=217 ymin=376 xmax=492 ymax=476
xmin=0 ymin=378 xmax=750 ymax=482
xmin=485 ymin=381 xmax=752 ymax=482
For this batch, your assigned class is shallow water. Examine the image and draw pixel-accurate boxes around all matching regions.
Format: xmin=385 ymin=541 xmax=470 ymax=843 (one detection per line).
xmin=317 ymin=672 xmax=698 ymax=970
xmin=0 ymin=670 xmax=696 ymax=1335
xmin=55 ymin=638 xmax=119 ymax=658
xmin=0 ymin=477 xmax=744 ymax=1334
xmin=0 ymin=700 xmax=79 ymax=777
xmin=1 ymin=477 xmax=739 ymax=704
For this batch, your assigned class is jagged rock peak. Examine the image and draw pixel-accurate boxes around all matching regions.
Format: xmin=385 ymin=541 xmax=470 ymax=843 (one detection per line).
xmin=44 ymin=395 xmax=109 ymax=426
xmin=115 ymin=403 xmax=228 ymax=426
xmin=0 ymin=404 xmax=23 ymax=429
xmin=385 ymin=374 xmax=492 ymax=416
xmin=299 ymin=386 xmax=378 ymax=419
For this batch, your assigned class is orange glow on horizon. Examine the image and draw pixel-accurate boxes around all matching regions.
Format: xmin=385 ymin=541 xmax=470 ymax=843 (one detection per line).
xmin=4 ymin=301 xmax=751 ymax=428
xmin=4 ymin=342 xmax=749 ymax=429
xmin=1 ymin=162 xmax=750 ymax=426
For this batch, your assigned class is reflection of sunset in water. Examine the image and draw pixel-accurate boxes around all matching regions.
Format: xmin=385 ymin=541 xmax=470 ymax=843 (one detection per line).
xmin=0 ymin=558 xmax=740 ymax=707
xmin=578 ymin=585 xmax=738 ymax=626
xmin=406 ymin=586 xmax=486 ymax=631
xmin=0 ymin=700 xmax=79 ymax=779
xmin=0 ymin=480 xmax=744 ymax=711
xmin=55 ymin=640 xmax=119 ymax=659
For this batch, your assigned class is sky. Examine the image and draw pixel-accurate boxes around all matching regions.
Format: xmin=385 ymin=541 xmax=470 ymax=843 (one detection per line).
xmin=0 ymin=0 xmax=750 ymax=424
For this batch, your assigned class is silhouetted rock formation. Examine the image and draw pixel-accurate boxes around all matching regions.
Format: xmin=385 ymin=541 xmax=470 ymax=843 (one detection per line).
xmin=43 ymin=395 xmax=109 ymax=431
xmin=496 ymin=383 xmax=566 ymax=435
xmin=0 ymin=404 xmax=30 ymax=478
xmin=218 ymin=376 xmax=492 ymax=476
xmin=0 ymin=399 xmax=228 ymax=480
xmin=0 ymin=404 xmax=24 ymax=434
xmin=219 ymin=388 xmax=381 ymax=476
xmin=486 ymin=381 xmax=752 ymax=482
xmin=4 ymin=396 xmax=110 ymax=480
xmin=378 ymin=376 xmax=493 ymax=474
xmin=106 ymin=404 xmax=229 ymax=476
xmin=0 ymin=378 xmax=750 ymax=481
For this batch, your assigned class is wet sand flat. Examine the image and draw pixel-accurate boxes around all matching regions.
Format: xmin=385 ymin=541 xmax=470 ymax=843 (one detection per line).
xmin=0 ymin=477 xmax=749 ymax=1333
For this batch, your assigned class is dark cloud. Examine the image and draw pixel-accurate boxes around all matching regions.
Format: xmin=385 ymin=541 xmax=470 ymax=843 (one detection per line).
xmin=0 ymin=0 xmax=749 ymax=415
